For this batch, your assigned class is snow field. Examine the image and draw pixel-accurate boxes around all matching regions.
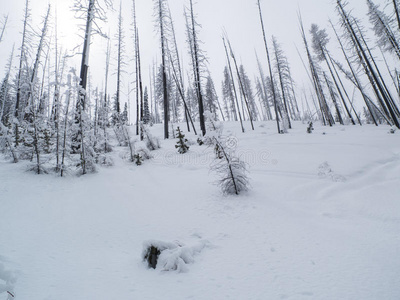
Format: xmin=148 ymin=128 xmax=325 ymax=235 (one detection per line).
xmin=0 ymin=121 xmax=399 ymax=299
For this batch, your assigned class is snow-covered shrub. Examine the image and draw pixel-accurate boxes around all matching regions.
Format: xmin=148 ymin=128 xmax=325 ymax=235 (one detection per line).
xmin=142 ymin=240 xmax=209 ymax=273
xmin=203 ymin=111 xmax=223 ymax=146
xmin=0 ymin=263 xmax=16 ymax=299
xmin=96 ymin=154 xmax=114 ymax=167
xmin=141 ymin=123 xmax=160 ymax=151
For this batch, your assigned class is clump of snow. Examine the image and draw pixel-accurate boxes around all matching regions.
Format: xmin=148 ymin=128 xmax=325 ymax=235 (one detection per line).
xmin=0 ymin=263 xmax=16 ymax=299
xmin=318 ymin=161 xmax=346 ymax=182
xmin=96 ymin=153 xmax=114 ymax=167
xmin=142 ymin=240 xmax=210 ymax=273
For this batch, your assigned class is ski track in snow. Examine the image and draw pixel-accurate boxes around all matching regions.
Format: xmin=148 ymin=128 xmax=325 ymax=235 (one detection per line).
xmin=0 ymin=121 xmax=400 ymax=300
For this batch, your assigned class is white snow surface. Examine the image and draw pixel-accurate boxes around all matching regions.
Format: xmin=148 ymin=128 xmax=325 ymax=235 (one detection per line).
xmin=0 ymin=121 xmax=400 ymax=300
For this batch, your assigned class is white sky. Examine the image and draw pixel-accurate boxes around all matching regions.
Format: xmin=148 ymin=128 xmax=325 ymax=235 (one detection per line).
xmin=0 ymin=0 xmax=390 ymax=113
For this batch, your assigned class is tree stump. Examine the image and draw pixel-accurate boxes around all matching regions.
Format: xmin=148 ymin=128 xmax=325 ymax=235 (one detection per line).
xmin=144 ymin=245 xmax=161 ymax=269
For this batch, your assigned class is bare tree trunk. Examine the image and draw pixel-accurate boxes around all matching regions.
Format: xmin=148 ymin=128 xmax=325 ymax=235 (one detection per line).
xmin=61 ymin=74 xmax=72 ymax=177
xmin=257 ymin=0 xmax=281 ymax=133
xmin=104 ymin=36 xmax=111 ymax=125
xmin=15 ymin=0 xmax=30 ymax=123
xmin=337 ymin=0 xmax=400 ymax=128
xmin=136 ymin=29 xmax=144 ymax=140
xmin=226 ymin=37 xmax=254 ymax=130
xmin=156 ymin=0 xmax=169 ymax=139
xmin=393 ymin=0 xmax=400 ymax=34
xmin=330 ymin=21 xmax=373 ymax=125
xmin=255 ymin=51 xmax=272 ymax=120
xmin=72 ymin=0 xmax=94 ymax=155
xmin=0 ymin=15 xmax=8 ymax=43
xmin=189 ymin=0 xmax=206 ymax=136
xmin=272 ymin=37 xmax=292 ymax=128
xmin=222 ymin=37 xmax=245 ymax=133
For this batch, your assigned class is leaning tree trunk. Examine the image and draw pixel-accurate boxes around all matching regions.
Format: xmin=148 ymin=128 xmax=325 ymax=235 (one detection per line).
xmin=222 ymin=37 xmax=245 ymax=133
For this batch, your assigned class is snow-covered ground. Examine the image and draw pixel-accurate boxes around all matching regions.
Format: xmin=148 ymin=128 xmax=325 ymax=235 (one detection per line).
xmin=1 ymin=121 xmax=399 ymax=300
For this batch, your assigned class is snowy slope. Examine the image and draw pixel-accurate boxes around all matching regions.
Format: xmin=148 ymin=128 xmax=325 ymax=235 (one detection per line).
xmin=0 ymin=121 xmax=399 ymax=300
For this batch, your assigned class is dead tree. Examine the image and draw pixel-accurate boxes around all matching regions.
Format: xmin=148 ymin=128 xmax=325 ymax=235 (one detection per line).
xmin=222 ymin=37 xmax=245 ymax=133
xmin=337 ymin=0 xmax=400 ymax=128
xmin=255 ymin=51 xmax=272 ymax=120
xmin=185 ymin=0 xmax=206 ymax=136
xmin=0 ymin=14 xmax=8 ymax=43
xmin=257 ymin=0 xmax=281 ymax=133
xmin=367 ymin=0 xmax=400 ymax=60
xmin=272 ymin=36 xmax=293 ymax=128
xmin=310 ymin=24 xmax=353 ymax=125
xmin=154 ymin=0 xmax=170 ymax=139
xmin=299 ymin=13 xmax=334 ymax=126
xmin=15 ymin=0 xmax=31 ymax=124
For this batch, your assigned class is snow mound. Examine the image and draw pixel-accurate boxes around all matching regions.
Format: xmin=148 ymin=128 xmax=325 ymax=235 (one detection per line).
xmin=318 ymin=161 xmax=346 ymax=182
xmin=142 ymin=239 xmax=210 ymax=273
xmin=0 ymin=263 xmax=16 ymax=299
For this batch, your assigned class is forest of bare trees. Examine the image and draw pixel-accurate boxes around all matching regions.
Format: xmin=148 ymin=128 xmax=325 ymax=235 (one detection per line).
xmin=0 ymin=0 xmax=399 ymax=175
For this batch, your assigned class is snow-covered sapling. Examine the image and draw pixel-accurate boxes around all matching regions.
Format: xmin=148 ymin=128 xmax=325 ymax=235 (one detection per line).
xmin=211 ymin=137 xmax=250 ymax=195
xmin=175 ymin=127 xmax=189 ymax=154
xmin=134 ymin=153 xmax=143 ymax=166
xmin=307 ymin=122 xmax=314 ymax=134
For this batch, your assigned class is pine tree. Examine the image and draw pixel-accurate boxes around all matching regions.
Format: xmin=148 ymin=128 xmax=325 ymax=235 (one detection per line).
xmin=143 ymin=87 xmax=150 ymax=124
xmin=204 ymin=76 xmax=219 ymax=117
xmin=222 ymin=66 xmax=237 ymax=121
xmin=239 ymin=65 xmax=259 ymax=122
xmin=175 ymin=126 xmax=189 ymax=154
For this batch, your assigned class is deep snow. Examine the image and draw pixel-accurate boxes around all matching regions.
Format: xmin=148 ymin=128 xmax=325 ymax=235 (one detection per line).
xmin=0 ymin=121 xmax=399 ymax=300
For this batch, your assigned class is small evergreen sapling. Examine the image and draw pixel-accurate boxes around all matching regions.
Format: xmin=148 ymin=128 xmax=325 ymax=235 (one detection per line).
xmin=175 ymin=127 xmax=189 ymax=154
xmin=134 ymin=153 xmax=143 ymax=166
xmin=307 ymin=121 xmax=314 ymax=134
